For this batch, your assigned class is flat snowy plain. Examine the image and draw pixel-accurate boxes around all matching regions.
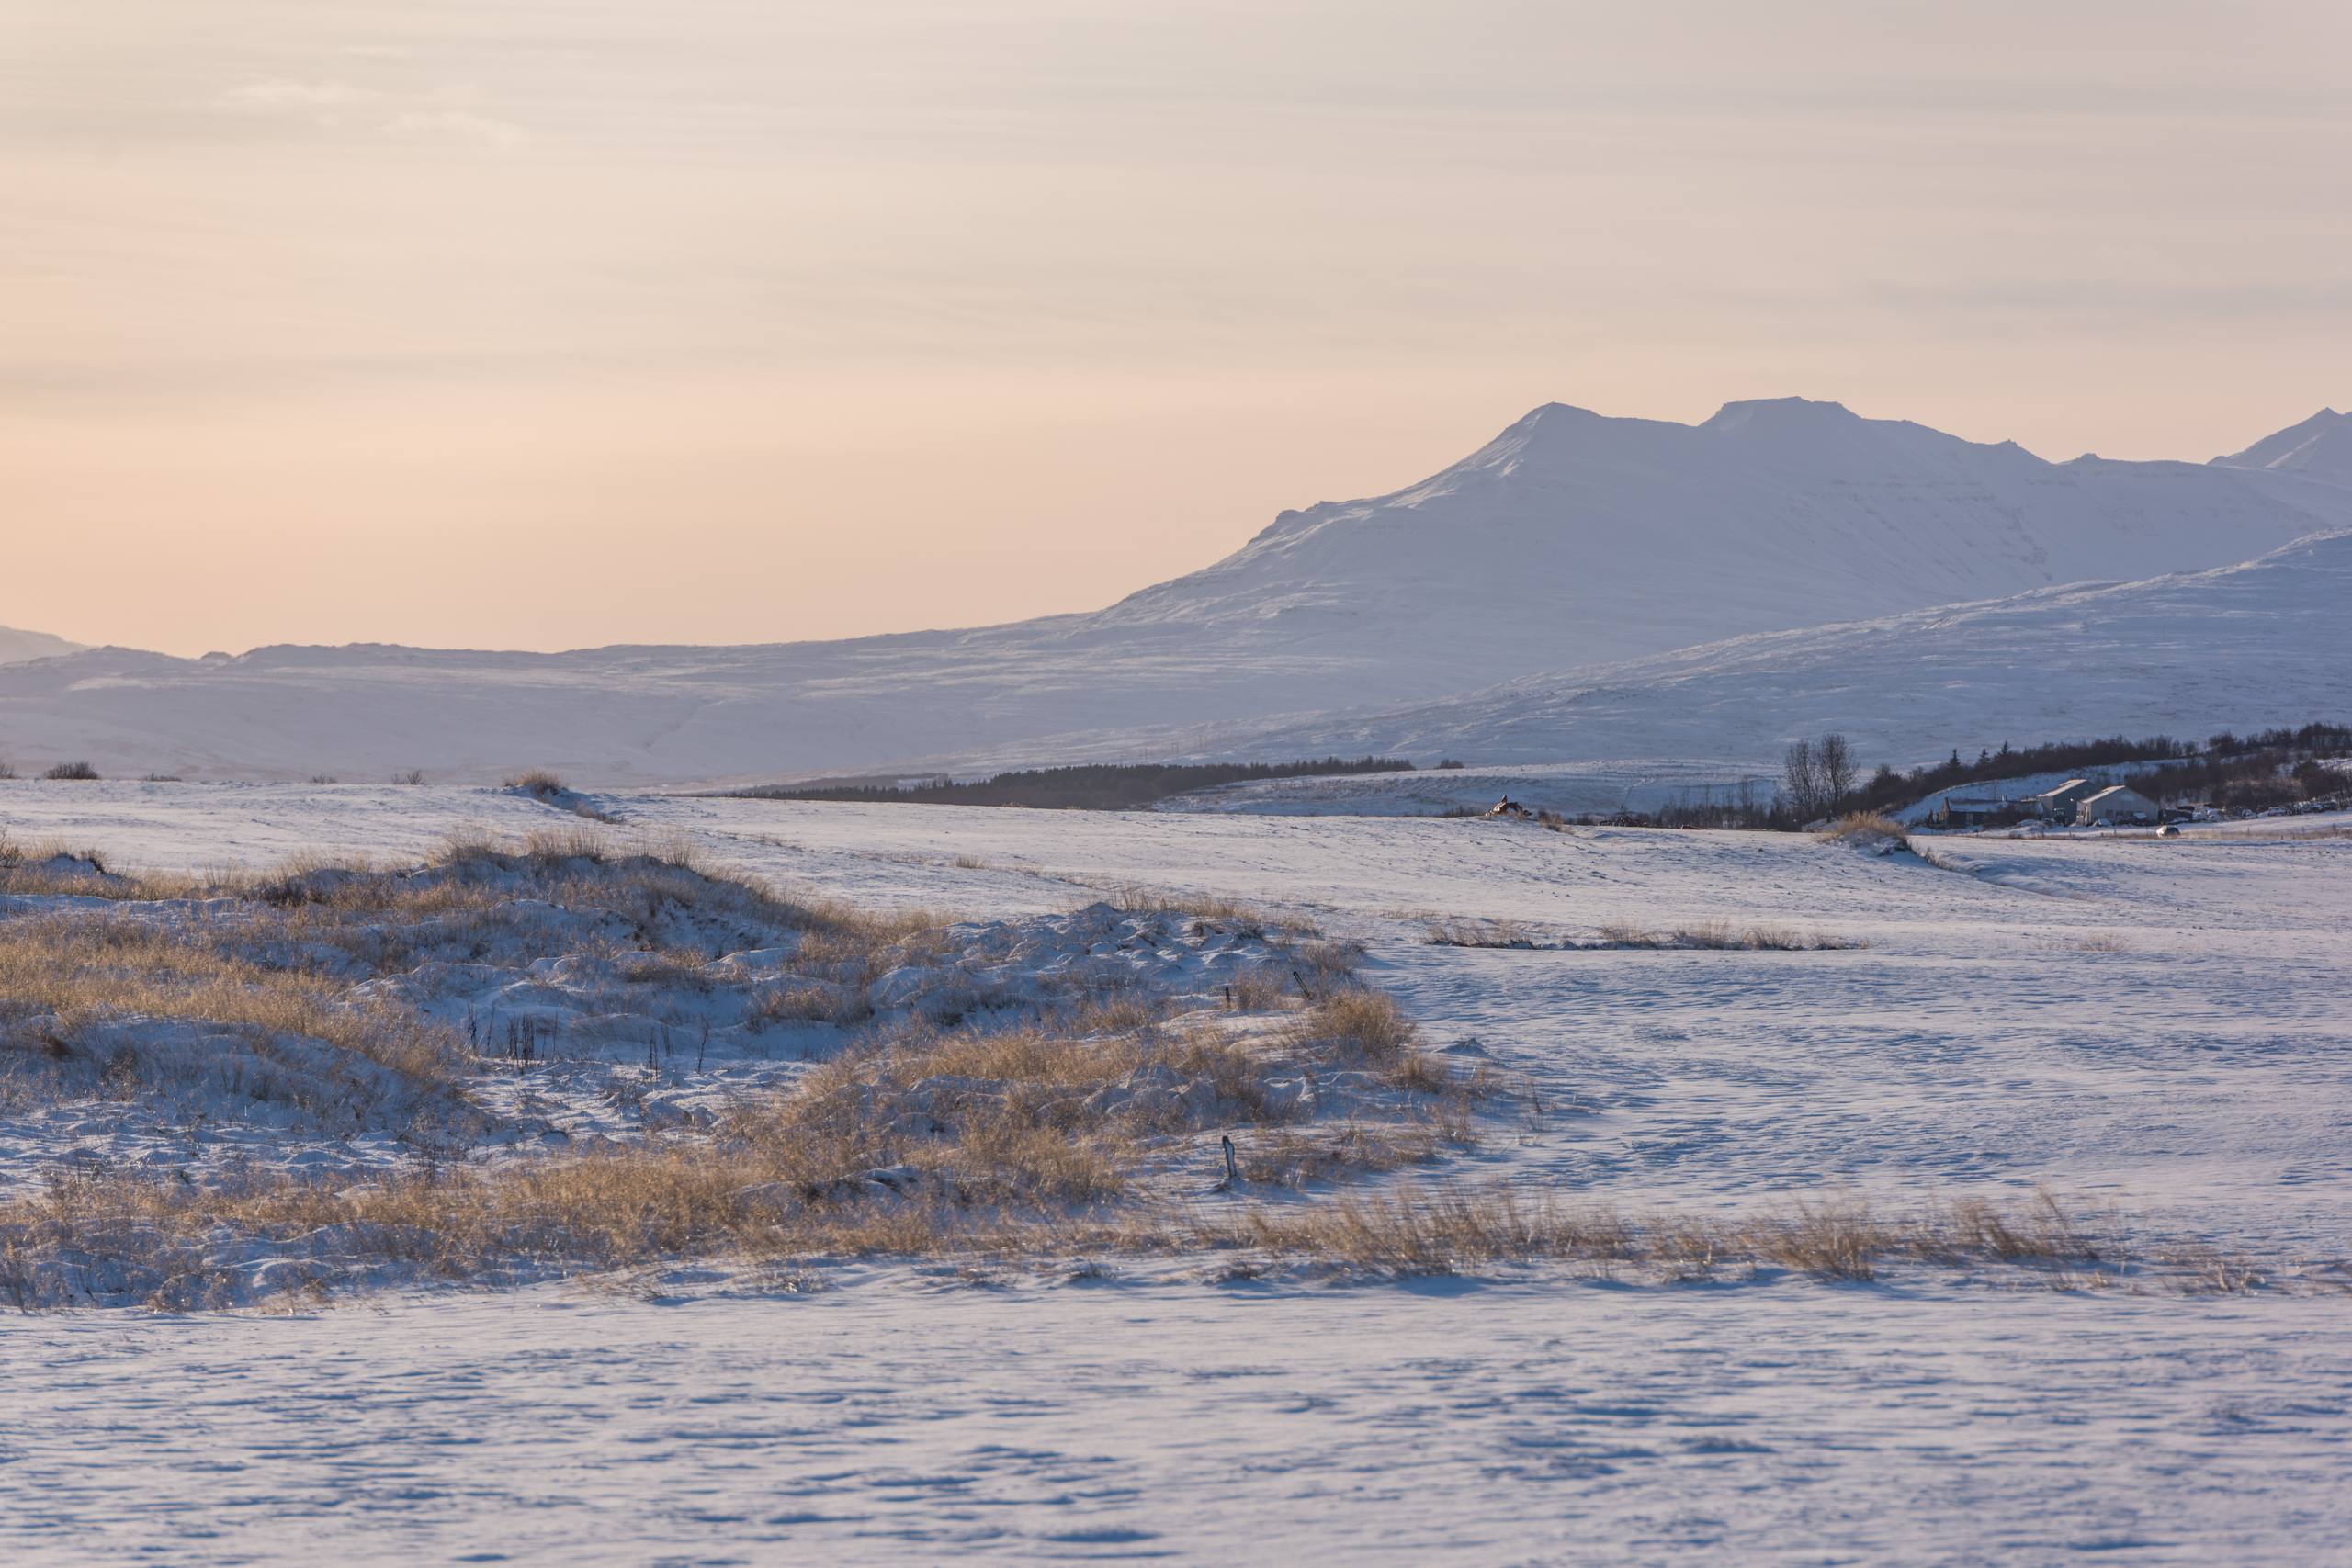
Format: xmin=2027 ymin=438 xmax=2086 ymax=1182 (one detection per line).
xmin=4 ymin=782 xmax=2349 ymax=1564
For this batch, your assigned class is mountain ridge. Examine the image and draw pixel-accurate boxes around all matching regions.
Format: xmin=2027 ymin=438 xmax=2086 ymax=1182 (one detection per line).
xmin=4 ymin=399 xmax=2346 ymax=783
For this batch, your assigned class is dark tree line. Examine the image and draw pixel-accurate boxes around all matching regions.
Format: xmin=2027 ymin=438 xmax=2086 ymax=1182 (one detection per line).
xmin=1652 ymin=719 xmax=2348 ymax=830
xmin=2129 ymin=725 xmax=2352 ymax=814
xmin=734 ymin=756 xmax=1414 ymax=811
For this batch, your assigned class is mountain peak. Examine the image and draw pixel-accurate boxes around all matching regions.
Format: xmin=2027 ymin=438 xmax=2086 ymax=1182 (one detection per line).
xmin=2214 ymin=407 xmax=2352 ymax=482
xmin=1700 ymin=396 xmax=1859 ymax=434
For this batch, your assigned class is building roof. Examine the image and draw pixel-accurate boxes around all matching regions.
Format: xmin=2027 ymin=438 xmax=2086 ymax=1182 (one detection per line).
xmin=2080 ymin=784 xmax=2152 ymax=805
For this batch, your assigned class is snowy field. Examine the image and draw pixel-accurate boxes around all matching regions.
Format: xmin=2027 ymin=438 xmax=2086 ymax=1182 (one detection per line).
xmin=5 ymin=781 xmax=2350 ymax=1563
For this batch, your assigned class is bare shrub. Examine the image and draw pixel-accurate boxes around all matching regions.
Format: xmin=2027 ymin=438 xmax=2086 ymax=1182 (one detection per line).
xmin=504 ymin=769 xmax=568 ymax=797
xmin=42 ymin=761 xmax=99 ymax=781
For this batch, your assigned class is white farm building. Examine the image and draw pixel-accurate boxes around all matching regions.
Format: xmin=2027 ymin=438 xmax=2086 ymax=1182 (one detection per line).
xmin=2076 ymin=785 xmax=2158 ymax=826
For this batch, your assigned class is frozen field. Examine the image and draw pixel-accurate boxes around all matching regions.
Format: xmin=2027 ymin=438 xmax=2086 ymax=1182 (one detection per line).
xmin=4 ymin=781 xmax=2350 ymax=1563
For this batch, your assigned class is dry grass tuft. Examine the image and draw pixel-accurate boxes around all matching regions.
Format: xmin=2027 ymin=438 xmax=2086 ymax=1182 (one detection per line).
xmin=1277 ymin=987 xmax=1473 ymax=1099
xmin=1230 ymin=1120 xmax=1465 ymax=1187
xmin=1817 ymin=811 xmax=1909 ymax=845
xmin=1191 ymin=1184 xmax=2119 ymax=1283
xmin=1594 ymin=920 xmax=1858 ymax=952
xmin=1109 ymin=886 xmax=1284 ymax=929
xmin=0 ymin=917 xmax=465 ymax=1087
xmin=1425 ymin=918 xmax=1538 ymax=948
xmin=0 ymin=1156 xmax=2155 ymax=1308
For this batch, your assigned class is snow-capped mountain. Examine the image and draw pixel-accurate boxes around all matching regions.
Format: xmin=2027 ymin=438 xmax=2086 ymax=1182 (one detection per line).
xmin=0 ymin=626 xmax=82 ymax=666
xmin=2 ymin=400 xmax=2344 ymax=783
xmin=2212 ymin=407 xmax=2352 ymax=488
xmin=1195 ymin=529 xmax=2352 ymax=774
xmin=1090 ymin=397 xmax=2346 ymax=674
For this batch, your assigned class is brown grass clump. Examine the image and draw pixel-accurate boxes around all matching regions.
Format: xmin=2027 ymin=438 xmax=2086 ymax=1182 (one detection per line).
xmin=1110 ymin=886 xmax=1267 ymax=922
xmin=716 ymin=1010 xmax=1297 ymax=1207
xmin=1593 ymin=920 xmax=1857 ymax=953
xmin=1230 ymin=1121 xmax=1464 ymax=1188
xmin=1224 ymin=967 xmax=1293 ymax=1010
xmin=1190 ymin=1184 xmax=2118 ymax=1283
xmin=1817 ymin=811 xmax=1908 ymax=844
xmin=1277 ymin=987 xmax=1475 ymax=1100
xmin=0 ymin=915 xmax=466 ymax=1091
xmin=0 ymin=832 xmax=966 ymax=1123
xmin=0 ymin=1160 xmax=2149 ymax=1309
xmin=1288 ymin=989 xmax=1414 ymax=1066
xmin=1425 ymin=918 xmax=1538 ymax=948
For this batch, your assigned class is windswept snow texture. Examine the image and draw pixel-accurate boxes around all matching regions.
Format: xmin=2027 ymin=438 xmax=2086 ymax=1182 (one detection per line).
xmin=0 ymin=626 xmax=82 ymax=666
xmin=4 ymin=785 xmax=2352 ymax=1562
xmin=1204 ymin=529 xmax=2352 ymax=773
xmin=5 ymin=400 xmax=2348 ymax=783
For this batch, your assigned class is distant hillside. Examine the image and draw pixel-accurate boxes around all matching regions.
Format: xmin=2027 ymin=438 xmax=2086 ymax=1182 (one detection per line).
xmin=0 ymin=626 xmax=83 ymax=665
xmin=1195 ymin=530 xmax=2352 ymax=775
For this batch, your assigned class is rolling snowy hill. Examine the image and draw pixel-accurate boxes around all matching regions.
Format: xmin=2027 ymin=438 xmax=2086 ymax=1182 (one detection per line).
xmin=1 ymin=401 xmax=2345 ymax=783
xmin=0 ymin=626 xmax=82 ymax=666
xmin=1193 ymin=529 xmax=2352 ymax=775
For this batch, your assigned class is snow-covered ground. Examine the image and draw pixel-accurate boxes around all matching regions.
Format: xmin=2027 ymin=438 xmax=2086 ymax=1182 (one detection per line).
xmin=5 ymin=783 xmax=2350 ymax=1562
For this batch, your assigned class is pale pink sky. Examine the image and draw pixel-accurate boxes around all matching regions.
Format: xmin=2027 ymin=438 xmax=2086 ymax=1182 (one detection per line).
xmin=4 ymin=1 xmax=2346 ymax=655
